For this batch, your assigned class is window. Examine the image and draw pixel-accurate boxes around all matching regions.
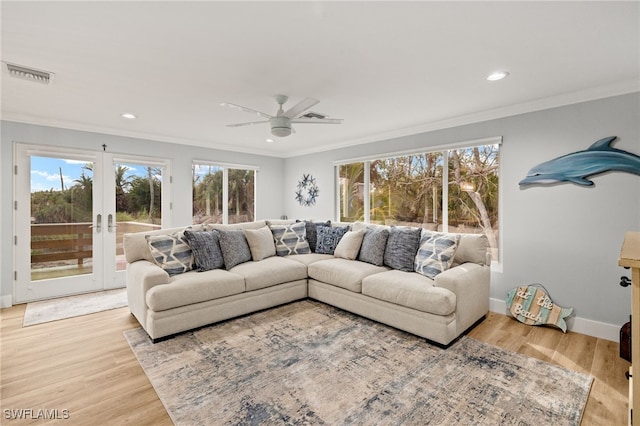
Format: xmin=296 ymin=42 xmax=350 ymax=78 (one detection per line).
xmin=337 ymin=140 xmax=500 ymax=261
xmin=192 ymin=162 xmax=256 ymax=225
xmin=338 ymin=163 xmax=364 ymax=222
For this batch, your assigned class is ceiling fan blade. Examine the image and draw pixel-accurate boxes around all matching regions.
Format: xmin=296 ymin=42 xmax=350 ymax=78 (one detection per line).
xmin=291 ymin=118 xmax=343 ymax=124
xmin=282 ymin=97 xmax=320 ymax=119
xmin=226 ymin=120 xmax=269 ymax=128
xmin=220 ymin=102 xmax=272 ymax=119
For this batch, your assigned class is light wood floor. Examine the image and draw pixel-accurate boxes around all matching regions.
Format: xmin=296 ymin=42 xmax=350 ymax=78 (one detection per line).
xmin=1 ymin=304 xmax=629 ymax=425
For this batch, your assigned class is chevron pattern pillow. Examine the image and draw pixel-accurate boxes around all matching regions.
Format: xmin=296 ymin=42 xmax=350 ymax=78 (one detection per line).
xmin=269 ymin=222 xmax=311 ymax=256
xmin=414 ymin=230 xmax=461 ymax=279
xmin=146 ymin=231 xmax=194 ymax=276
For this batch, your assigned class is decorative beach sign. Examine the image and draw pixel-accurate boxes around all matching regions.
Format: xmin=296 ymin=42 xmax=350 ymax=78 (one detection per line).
xmin=505 ymin=284 xmax=573 ymax=332
xmin=519 ymin=136 xmax=640 ymax=187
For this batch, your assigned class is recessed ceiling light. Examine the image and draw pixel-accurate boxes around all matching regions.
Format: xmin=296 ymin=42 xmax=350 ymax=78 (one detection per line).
xmin=486 ymin=71 xmax=510 ymax=81
xmin=121 ymin=112 xmax=137 ymax=119
xmin=265 ymin=138 xmax=275 ymax=143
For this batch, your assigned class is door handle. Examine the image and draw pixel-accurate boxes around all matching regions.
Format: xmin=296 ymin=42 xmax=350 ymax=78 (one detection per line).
xmin=95 ymin=214 xmax=102 ymax=233
xmin=108 ymin=214 xmax=115 ymax=233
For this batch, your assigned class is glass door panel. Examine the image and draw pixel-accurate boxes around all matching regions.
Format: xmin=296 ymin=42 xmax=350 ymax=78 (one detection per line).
xmin=15 ymin=145 xmax=171 ymax=302
xmin=113 ymin=161 xmax=163 ymax=272
xmin=29 ymin=156 xmax=95 ymax=281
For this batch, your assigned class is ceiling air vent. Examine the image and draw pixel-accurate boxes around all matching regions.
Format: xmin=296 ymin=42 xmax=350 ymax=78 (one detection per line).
xmin=301 ymin=112 xmax=326 ymax=119
xmin=4 ymin=62 xmax=55 ymax=84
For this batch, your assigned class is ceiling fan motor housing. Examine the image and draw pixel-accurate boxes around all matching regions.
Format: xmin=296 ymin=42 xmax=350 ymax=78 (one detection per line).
xmin=270 ymin=116 xmax=292 ymax=137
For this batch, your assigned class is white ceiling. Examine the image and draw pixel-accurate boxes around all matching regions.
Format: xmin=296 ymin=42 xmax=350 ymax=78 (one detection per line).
xmin=2 ymin=1 xmax=638 ymax=158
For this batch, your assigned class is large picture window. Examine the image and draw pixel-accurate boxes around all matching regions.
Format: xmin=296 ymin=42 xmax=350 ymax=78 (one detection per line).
xmin=192 ymin=162 xmax=256 ymax=225
xmin=337 ymin=139 xmax=500 ymax=261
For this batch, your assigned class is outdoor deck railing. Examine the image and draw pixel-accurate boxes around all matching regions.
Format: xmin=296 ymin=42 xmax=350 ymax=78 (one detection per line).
xmin=31 ymin=222 xmax=161 ymax=265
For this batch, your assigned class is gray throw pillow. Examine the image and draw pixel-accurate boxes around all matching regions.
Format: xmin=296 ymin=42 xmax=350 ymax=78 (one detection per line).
xmin=358 ymin=227 xmax=390 ymax=266
xmin=315 ymin=225 xmax=349 ymax=255
xmin=217 ymin=229 xmax=252 ymax=270
xmin=183 ymin=229 xmax=224 ymax=271
xmin=297 ymin=220 xmax=331 ymax=253
xmin=383 ymin=226 xmax=422 ymax=272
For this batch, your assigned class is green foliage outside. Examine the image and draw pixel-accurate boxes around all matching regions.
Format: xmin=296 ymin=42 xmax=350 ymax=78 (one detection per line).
xmin=340 ymin=145 xmax=499 ymax=259
xmin=31 ymin=165 xmax=162 ymax=224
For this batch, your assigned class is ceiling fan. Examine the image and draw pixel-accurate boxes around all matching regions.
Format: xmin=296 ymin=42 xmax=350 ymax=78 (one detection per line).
xmin=221 ymin=95 xmax=342 ymax=137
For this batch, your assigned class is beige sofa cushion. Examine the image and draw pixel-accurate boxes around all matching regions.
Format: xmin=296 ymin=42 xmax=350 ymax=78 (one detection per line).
xmin=206 ymin=220 xmax=267 ymax=231
xmin=146 ymin=268 xmax=245 ymax=311
xmin=230 ymin=256 xmax=307 ymax=291
xmin=244 ymin=226 xmax=276 ymax=261
xmin=452 ymin=234 xmax=488 ymax=266
xmin=308 ymin=258 xmax=389 ymax=293
xmin=362 ymin=270 xmax=456 ymax=316
xmin=334 ymin=229 xmax=365 ymax=260
xmin=285 ymin=253 xmax=334 ymax=266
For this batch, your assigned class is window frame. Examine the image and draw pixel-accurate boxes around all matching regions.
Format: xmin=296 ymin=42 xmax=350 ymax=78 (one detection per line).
xmin=192 ymin=160 xmax=258 ymax=225
xmin=334 ymin=136 xmax=502 ymax=266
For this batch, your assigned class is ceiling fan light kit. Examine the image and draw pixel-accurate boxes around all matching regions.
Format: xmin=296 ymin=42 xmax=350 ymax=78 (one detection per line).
xmin=222 ymin=94 xmax=343 ymax=138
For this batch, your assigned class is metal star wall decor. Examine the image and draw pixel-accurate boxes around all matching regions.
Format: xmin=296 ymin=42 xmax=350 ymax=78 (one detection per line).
xmin=295 ymin=174 xmax=319 ymax=206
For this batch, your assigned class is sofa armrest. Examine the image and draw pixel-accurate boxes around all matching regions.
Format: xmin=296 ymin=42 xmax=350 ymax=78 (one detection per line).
xmin=126 ymin=260 xmax=170 ymax=327
xmin=434 ymin=263 xmax=490 ymax=333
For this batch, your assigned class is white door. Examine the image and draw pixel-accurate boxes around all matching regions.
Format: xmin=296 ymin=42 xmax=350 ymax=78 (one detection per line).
xmin=14 ymin=144 xmax=170 ymax=302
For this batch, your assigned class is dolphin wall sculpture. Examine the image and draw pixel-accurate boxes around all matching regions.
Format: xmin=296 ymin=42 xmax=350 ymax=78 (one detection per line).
xmin=519 ymin=136 xmax=640 ymax=187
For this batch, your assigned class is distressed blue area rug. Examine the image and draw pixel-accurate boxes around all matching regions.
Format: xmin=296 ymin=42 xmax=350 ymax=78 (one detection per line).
xmin=124 ymin=300 xmax=592 ymax=425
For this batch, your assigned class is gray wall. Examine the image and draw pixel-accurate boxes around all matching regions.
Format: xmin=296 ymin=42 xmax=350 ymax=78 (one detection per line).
xmin=2 ymin=93 xmax=639 ymax=330
xmin=0 ymin=122 xmax=285 ymax=304
xmin=283 ymin=93 xmax=640 ymax=327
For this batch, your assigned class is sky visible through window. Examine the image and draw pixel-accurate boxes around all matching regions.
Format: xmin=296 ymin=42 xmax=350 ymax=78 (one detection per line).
xmin=30 ymin=157 xmax=148 ymax=193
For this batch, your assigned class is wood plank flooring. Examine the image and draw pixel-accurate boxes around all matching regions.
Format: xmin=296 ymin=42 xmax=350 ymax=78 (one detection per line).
xmin=1 ymin=304 xmax=629 ymax=425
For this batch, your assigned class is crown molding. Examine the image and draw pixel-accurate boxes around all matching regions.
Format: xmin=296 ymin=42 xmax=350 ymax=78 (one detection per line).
xmin=0 ymin=114 xmax=285 ymax=158
xmin=3 ymin=80 xmax=638 ymax=159
xmin=280 ymin=79 xmax=640 ymax=158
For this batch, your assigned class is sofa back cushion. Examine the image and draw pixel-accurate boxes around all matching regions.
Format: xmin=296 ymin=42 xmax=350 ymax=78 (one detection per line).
xmin=206 ymin=220 xmax=267 ymax=231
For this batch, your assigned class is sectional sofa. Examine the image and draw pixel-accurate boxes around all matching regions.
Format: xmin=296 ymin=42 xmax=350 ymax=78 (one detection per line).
xmin=124 ymin=219 xmax=490 ymax=346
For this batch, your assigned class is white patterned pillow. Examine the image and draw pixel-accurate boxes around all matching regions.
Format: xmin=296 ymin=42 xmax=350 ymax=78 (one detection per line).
xmin=414 ymin=230 xmax=461 ymax=279
xmin=145 ymin=232 xmax=193 ymax=276
xmin=269 ymin=222 xmax=311 ymax=256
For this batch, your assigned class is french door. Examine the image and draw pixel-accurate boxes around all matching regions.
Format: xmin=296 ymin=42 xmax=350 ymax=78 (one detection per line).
xmin=14 ymin=144 xmax=170 ymax=303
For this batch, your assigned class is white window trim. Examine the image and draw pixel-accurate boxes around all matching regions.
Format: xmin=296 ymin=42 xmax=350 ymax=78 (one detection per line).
xmin=333 ymin=136 xmax=502 ymax=166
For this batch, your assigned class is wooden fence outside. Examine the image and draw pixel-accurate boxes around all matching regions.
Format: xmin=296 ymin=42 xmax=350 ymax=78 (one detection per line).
xmin=31 ymin=222 xmax=161 ymax=265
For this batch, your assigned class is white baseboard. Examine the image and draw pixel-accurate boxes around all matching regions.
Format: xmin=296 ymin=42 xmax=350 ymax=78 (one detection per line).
xmin=489 ymin=297 xmax=619 ymax=342
xmin=1 ymin=294 xmax=13 ymax=309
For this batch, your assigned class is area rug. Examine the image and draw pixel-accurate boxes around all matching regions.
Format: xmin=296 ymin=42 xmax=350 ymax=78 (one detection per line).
xmin=23 ymin=288 xmax=127 ymax=327
xmin=124 ymin=300 xmax=592 ymax=426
